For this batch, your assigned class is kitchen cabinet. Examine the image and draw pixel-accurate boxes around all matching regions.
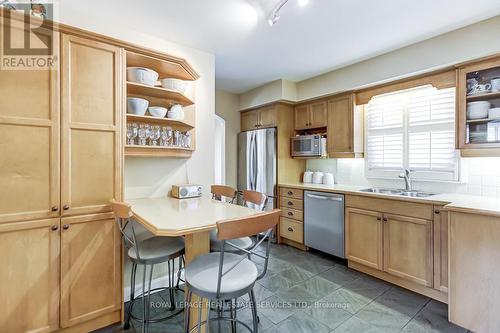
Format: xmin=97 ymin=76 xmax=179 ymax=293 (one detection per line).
xmin=383 ymin=214 xmax=433 ymax=287
xmin=240 ymin=106 xmax=277 ymax=131
xmin=60 ymin=213 xmax=121 ymax=328
xmin=278 ymin=187 xmax=306 ymax=250
xmin=327 ymin=94 xmax=354 ymax=155
xmin=433 ymin=207 xmax=448 ymax=293
xmin=294 ymin=101 xmax=327 ymax=130
xmin=0 ymin=27 xmax=60 ymax=224
xmin=345 ymin=208 xmax=383 ymax=270
xmin=0 ymin=219 xmax=60 ymax=333
xmin=457 ymin=55 xmax=500 ymax=156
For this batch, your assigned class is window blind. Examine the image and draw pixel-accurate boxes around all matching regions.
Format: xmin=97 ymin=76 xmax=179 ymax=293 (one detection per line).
xmin=366 ymin=86 xmax=458 ymax=181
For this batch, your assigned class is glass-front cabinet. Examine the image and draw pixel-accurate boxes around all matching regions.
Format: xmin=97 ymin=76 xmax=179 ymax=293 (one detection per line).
xmin=457 ymin=56 xmax=500 ymax=153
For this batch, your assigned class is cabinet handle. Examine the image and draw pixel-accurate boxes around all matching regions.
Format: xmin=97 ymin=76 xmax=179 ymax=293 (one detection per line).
xmin=287 ymin=227 xmax=294 ymax=232
xmin=377 ymin=217 xmax=381 ymax=221
xmin=287 ymin=191 xmax=293 ymax=195
xmin=382 ymin=217 xmax=388 ymax=222
xmin=51 ymin=225 xmax=59 ymax=231
xmin=63 ymin=224 xmax=70 ymax=230
xmin=287 ymin=201 xmax=293 ymax=206
xmin=434 ymin=210 xmax=440 ymax=214
xmin=51 ymin=206 xmax=59 ymax=212
xmin=287 ymin=212 xmax=293 ymax=216
xmin=63 ymin=205 xmax=70 ymax=210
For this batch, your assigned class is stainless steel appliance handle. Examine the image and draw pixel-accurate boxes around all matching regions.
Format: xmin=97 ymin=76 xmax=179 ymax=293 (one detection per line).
xmin=306 ymin=194 xmax=343 ymax=202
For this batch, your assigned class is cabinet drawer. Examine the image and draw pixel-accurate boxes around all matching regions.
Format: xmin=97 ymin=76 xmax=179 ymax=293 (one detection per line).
xmin=281 ymin=207 xmax=303 ymax=222
xmin=280 ymin=197 xmax=303 ymax=210
xmin=279 ymin=187 xmax=303 ymax=200
xmin=280 ymin=218 xmax=303 ymax=244
xmin=346 ymin=195 xmax=433 ymax=220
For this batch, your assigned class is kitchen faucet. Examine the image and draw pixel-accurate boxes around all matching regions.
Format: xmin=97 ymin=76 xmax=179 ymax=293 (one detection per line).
xmin=399 ymin=169 xmax=413 ymax=191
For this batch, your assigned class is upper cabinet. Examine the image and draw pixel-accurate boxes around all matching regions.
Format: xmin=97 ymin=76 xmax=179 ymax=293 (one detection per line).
xmin=457 ymin=56 xmax=500 ymax=156
xmin=327 ymin=94 xmax=364 ymax=158
xmin=240 ymin=106 xmax=277 ymax=131
xmin=61 ymin=34 xmax=123 ymax=217
xmin=294 ymin=101 xmax=327 ymax=130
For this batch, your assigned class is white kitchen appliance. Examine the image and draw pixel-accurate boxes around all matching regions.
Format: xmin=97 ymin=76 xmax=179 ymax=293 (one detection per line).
xmin=291 ymin=135 xmax=325 ymax=157
xmin=312 ymin=171 xmax=324 ymax=184
xmin=303 ymin=170 xmax=313 ymax=183
xmin=171 ymin=184 xmax=202 ymax=199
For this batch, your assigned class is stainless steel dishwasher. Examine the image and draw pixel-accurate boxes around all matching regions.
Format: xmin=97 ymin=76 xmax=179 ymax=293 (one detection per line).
xmin=304 ymin=191 xmax=345 ymax=258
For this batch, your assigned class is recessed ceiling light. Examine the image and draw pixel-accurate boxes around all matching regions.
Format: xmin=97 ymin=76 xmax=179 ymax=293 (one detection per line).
xmin=298 ymin=0 xmax=309 ymax=7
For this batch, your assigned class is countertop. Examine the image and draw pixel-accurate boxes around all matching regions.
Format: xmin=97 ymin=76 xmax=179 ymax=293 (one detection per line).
xmin=279 ymin=181 xmax=500 ymax=217
xmin=128 ymin=196 xmax=260 ymax=236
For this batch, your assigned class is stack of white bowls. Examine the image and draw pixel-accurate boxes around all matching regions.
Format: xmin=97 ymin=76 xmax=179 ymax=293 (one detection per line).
xmin=166 ymin=104 xmax=185 ymax=120
xmin=467 ymin=101 xmax=490 ymax=120
xmin=126 ymin=67 xmax=159 ymax=86
xmin=160 ymin=78 xmax=188 ymax=94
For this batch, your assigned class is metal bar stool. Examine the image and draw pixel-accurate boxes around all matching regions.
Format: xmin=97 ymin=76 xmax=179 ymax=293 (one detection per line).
xmin=184 ymin=209 xmax=280 ymax=333
xmin=110 ymin=200 xmax=185 ymax=333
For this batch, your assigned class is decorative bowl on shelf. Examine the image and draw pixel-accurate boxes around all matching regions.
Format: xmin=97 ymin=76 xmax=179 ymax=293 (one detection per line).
xmin=127 ymin=67 xmax=159 ymax=86
xmin=166 ymin=104 xmax=185 ymax=120
xmin=148 ymin=106 xmax=168 ymax=118
xmin=467 ymin=101 xmax=490 ymax=120
xmin=160 ymin=78 xmax=188 ymax=94
xmin=127 ymin=97 xmax=149 ymax=115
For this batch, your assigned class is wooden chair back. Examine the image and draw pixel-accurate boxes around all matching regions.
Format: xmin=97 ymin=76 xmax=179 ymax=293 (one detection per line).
xmin=216 ymin=209 xmax=280 ymax=241
xmin=211 ymin=185 xmax=237 ymax=203
xmin=242 ymin=190 xmax=268 ymax=210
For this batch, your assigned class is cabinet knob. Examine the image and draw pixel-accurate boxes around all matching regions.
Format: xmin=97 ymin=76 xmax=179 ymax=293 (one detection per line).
xmin=287 ymin=191 xmax=293 ymax=195
xmin=434 ymin=210 xmax=440 ymax=214
xmin=287 ymin=227 xmax=294 ymax=232
xmin=383 ymin=217 xmax=388 ymax=222
xmin=63 ymin=205 xmax=70 ymax=210
xmin=287 ymin=211 xmax=293 ymax=216
xmin=287 ymin=201 xmax=293 ymax=206
xmin=51 ymin=225 xmax=59 ymax=231
xmin=51 ymin=206 xmax=59 ymax=212
xmin=377 ymin=217 xmax=382 ymax=221
xmin=63 ymin=224 xmax=70 ymax=230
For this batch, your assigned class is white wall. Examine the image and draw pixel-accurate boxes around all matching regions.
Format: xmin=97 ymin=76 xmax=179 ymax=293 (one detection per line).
xmin=239 ymin=79 xmax=297 ymax=110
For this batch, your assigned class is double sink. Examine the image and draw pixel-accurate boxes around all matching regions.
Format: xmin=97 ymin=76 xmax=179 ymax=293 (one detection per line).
xmin=359 ymin=188 xmax=435 ymax=198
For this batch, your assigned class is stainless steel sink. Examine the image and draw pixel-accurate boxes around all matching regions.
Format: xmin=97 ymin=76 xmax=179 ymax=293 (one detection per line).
xmin=359 ymin=188 xmax=435 ymax=198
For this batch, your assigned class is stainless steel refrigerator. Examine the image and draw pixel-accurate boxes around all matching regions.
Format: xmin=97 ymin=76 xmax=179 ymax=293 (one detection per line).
xmin=237 ymin=128 xmax=277 ymax=210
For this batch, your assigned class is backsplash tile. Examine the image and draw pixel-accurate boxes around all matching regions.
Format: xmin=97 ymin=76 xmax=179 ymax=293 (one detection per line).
xmin=306 ymin=157 xmax=500 ymax=197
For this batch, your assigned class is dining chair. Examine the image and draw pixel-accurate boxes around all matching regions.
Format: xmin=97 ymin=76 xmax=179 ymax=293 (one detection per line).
xmin=242 ymin=190 xmax=268 ymax=211
xmin=210 ymin=185 xmax=254 ymax=252
xmin=184 ymin=209 xmax=281 ymax=333
xmin=110 ymin=200 xmax=185 ymax=332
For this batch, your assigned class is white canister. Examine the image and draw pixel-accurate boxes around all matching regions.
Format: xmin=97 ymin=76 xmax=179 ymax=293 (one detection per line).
xmin=312 ymin=171 xmax=324 ymax=184
xmin=323 ymin=173 xmax=335 ymax=185
xmin=491 ymin=78 xmax=500 ymax=92
xmin=303 ymin=170 xmax=313 ymax=183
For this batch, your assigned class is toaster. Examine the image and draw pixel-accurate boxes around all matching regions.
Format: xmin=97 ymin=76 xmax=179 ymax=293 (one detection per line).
xmin=171 ymin=184 xmax=202 ymax=199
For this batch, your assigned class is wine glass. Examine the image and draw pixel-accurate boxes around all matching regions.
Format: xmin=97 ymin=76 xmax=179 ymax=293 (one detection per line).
xmin=126 ymin=123 xmax=134 ymax=145
xmin=165 ymin=127 xmax=173 ymax=146
xmin=145 ymin=124 xmax=153 ymax=145
xmin=151 ymin=125 xmax=161 ymax=146
xmin=160 ymin=127 xmax=168 ymax=146
xmin=131 ymin=123 xmax=138 ymax=145
xmin=137 ymin=124 xmax=147 ymax=145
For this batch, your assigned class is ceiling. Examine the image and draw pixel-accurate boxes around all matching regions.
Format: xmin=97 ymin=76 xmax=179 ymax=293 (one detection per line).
xmin=60 ymin=0 xmax=500 ymax=93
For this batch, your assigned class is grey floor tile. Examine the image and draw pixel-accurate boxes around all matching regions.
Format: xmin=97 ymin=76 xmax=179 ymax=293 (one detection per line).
xmin=275 ymin=285 xmax=320 ymax=308
xmin=401 ymin=300 xmax=468 ymax=333
xmin=319 ymin=265 xmax=363 ymax=287
xmin=332 ymin=316 xmax=385 ymax=333
xmin=258 ymin=272 xmax=295 ymax=293
xmin=240 ymin=283 xmax=275 ymax=305
xmin=279 ymin=265 xmax=316 ymax=284
xmin=355 ymin=301 xmax=413 ymax=333
xmin=294 ymin=253 xmax=337 ymax=274
xmin=302 ymin=301 xmax=353 ymax=330
xmin=262 ymin=325 xmax=286 ymax=333
xmin=278 ymin=310 xmax=331 ymax=333
xmin=265 ymin=257 xmax=293 ymax=275
xmin=257 ymin=294 xmax=296 ymax=324
xmin=236 ymin=306 xmax=275 ymax=331
xmin=296 ymin=274 xmax=341 ymax=298
xmin=321 ymin=288 xmax=372 ymax=315
xmin=372 ymin=286 xmax=429 ymax=317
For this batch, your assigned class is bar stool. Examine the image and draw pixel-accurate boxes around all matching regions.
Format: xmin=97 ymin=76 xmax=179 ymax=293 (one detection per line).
xmin=210 ymin=185 xmax=254 ymax=252
xmin=110 ymin=200 xmax=185 ymax=333
xmin=184 ymin=210 xmax=281 ymax=333
xmin=242 ymin=190 xmax=268 ymax=211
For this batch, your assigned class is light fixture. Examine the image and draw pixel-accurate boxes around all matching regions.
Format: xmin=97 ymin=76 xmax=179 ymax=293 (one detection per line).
xmin=298 ymin=0 xmax=309 ymax=7
xmin=267 ymin=0 xmax=289 ymax=26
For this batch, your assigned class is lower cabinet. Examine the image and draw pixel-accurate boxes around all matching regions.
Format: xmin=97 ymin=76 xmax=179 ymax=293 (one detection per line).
xmin=0 ymin=214 xmax=122 ymax=332
xmin=60 ymin=213 xmax=122 ymax=328
xmin=0 ymin=219 xmax=60 ymax=333
xmin=345 ymin=208 xmax=383 ymax=270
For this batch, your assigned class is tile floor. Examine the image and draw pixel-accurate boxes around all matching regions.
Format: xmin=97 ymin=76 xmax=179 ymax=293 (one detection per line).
xmin=96 ymin=243 xmax=468 ymax=333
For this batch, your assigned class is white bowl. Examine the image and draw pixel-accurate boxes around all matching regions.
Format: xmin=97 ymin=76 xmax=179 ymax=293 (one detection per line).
xmin=127 ymin=97 xmax=149 ymax=115
xmin=489 ymin=107 xmax=500 ymax=120
xmin=166 ymin=104 xmax=185 ymax=120
xmin=160 ymin=78 xmax=188 ymax=93
xmin=148 ymin=106 xmax=168 ymax=118
xmin=127 ymin=67 xmax=159 ymax=86
xmin=467 ymin=101 xmax=491 ymax=120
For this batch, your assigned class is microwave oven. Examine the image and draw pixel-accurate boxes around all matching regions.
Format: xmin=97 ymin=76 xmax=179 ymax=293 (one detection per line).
xmin=291 ymin=135 xmax=326 ymax=157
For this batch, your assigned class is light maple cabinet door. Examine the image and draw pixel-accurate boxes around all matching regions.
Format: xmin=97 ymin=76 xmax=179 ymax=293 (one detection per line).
xmin=60 ymin=213 xmax=121 ymax=328
xmin=345 ymin=208 xmax=383 ymax=270
xmin=309 ymin=101 xmax=327 ymax=128
xmin=383 ymin=214 xmax=433 ymax=287
xmin=241 ymin=110 xmax=258 ymax=131
xmin=61 ymin=34 xmax=123 ymax=216
xmin=294 ymin=104 xmax=310 ymax=130
xmin=0 ymin=28 xmax=60 ymax=223
xmin=258 ymin=106 xmax=278 ymax=128
xmin=0 ymin=219 xmax=60 ymax=333
xmin=327 ymin=95 xmax=354 ymax=154
xmin=433 ymin=207 xmax=448 ymax=293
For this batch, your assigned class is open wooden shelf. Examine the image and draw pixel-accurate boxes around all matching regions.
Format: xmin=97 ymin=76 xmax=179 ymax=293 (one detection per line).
xmin=127 ymin=81 xmax=194 ymax=106
xmin=124 ymin=145 xmax=193 ymax=158
xmin=126 ymin=114 xmax=194 ymax=130
xmin=127 ymin=51 xmax=199 ymax=81
xmin=467 ymin=91 xmax=500 ymax=101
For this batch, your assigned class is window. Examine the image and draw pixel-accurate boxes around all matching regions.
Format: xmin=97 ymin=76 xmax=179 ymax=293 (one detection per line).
xmin=365 ymin=85 xmax=459 ymax=181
